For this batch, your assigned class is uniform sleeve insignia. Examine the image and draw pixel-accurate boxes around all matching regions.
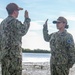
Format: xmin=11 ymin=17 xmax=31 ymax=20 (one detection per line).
xmin=67 ymin=39 xmax=72 ymax=44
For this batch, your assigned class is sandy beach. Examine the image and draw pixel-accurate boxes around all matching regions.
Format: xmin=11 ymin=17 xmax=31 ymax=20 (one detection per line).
xmin=0 ymin=62 xmax=75 ymax=75
xmin=22 ymin=62 xmax=75 ymax=75
xmin=22 ymin=62 xmax=50 ymax=75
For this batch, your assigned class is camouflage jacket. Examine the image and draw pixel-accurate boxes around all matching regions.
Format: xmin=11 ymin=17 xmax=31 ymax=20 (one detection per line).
xmin=43 ymin=24 xmax=75 ymax=65
xmin=0 ymin=16 xmax=31 ymax=59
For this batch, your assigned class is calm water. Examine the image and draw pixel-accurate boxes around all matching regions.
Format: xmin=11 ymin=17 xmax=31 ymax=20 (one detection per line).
xmin=22 ymin=53 xmax=51 ymax=62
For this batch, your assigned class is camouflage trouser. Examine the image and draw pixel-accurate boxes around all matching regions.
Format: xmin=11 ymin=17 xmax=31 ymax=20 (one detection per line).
xmin=1 ymin=56 xmax=22 ymax=75
xmin=50 ymin=64 xmax=69 ymax=75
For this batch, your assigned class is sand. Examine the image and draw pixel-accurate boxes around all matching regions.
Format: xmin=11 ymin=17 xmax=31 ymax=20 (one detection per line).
xmin=22 ymin=62 xmax=75 ymax=75
xmin=22 ymin=62 xmax=50 ymax=75
xmin=0 ymin=62 xmax=75 ymax=75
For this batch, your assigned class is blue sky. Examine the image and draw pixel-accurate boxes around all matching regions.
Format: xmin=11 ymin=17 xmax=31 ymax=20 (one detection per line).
xmin=0 ymin=0 xmax=75 ymax=50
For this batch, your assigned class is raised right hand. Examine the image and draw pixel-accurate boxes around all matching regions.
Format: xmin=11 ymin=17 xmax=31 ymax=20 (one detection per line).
xmin=45 ymin=19 xmax=48 ymax=24
xmin=43 ymin=19 xmax=48 ymax=29
xmin=44 ymin=19 xmax=48 ymax=26
xmin=24 ymin=10 xmax=29 ymax=18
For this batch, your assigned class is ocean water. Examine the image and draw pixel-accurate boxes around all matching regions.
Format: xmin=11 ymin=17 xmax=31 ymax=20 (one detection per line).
xmin=22 ymin=53 xmax=51 ymax=62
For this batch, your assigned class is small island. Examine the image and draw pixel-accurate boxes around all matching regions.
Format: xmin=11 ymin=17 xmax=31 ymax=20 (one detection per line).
xmin=22 ymin=48 xmax=50 ymax=53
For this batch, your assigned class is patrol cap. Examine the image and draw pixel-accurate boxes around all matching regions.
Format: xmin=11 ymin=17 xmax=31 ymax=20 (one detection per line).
xmin=6 ymin=3 xmax=23 ymax=11
xmin=53 ymin=16 xmax=67 ymax=24
xmin=53 ymin=16 xmax=69 ymax=29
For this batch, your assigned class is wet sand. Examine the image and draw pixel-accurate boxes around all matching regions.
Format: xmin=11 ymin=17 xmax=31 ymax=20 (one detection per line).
xmin=0 ymin=62 xmax=75 ymax=75
xmin=22 ymin=62 xmax=75 ymax=75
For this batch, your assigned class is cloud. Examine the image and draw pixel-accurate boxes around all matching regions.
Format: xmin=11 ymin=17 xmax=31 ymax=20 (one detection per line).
xmin=0 ymin=18 xmax=3 ymax=23
xmin=30 ymin=20 xmax=54 ymax=31
xmin=60 ymin=11 xmax=75 ymax=21
xmin=66 ymin=16 xmax=75 ymax=21
xmin=22 ymin=21 xmax=50 ymax=50
xmin=30 ymin=21 xmax=42 ymax=30
xmin=22 ymin=31 xmax=50 ymax=50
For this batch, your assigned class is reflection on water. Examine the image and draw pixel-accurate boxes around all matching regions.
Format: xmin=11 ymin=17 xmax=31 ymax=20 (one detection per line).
xmin=22 ymin=53 xmax=51 ymax=62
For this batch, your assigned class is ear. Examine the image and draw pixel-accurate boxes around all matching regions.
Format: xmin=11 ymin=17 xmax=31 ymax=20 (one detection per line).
xmin=64 ymin=23 xmax=66 ymax=28
xmin=12 ymin=11 xmax=17 ymax=18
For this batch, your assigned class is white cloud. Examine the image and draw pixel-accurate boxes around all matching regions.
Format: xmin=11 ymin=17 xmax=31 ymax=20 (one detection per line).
xmin=30 ymin=20 xmax=54 ymax=31
xmin=22 ymin=21 xmax=50 ymax=50
xmin=60 ymin=11 xmax=75 ymax=21
xmin=30 ymin=21 xmax=42 ymax=30
xmin=0 ymin=18 xmax=3 ymax=23
xmin=22 ymin=31 xmax=50 ymax=50
xmin=66 ymin=16 xmax=75 ymax=21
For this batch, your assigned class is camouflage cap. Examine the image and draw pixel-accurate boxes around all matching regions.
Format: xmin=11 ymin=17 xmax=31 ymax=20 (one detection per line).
xmin=6 ymin=3 xmax=23 ymax=11
xmin=53 ymin=16 xmax=67 ymax=24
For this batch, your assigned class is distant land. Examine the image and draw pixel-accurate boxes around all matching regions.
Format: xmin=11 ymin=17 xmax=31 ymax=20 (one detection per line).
xmin=22 ymin=48 xmax=50 ymax=53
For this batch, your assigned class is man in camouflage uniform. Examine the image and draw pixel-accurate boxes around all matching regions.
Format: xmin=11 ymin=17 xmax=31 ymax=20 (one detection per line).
xmin=43 ymin=17 xmax=75 ymax=75
xmin=0 ymin=3 xmax=31 ymax=75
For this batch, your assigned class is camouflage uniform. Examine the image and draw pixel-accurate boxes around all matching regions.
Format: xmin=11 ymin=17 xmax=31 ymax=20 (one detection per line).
xmin=43 ymin=24 xmax=75 ymax=75
xmin=0 ymin=16 xmax=31 ymax=75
